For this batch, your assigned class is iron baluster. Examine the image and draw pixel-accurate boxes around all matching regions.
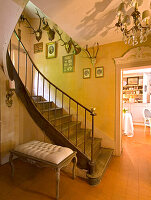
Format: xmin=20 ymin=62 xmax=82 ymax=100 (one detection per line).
xmin=48 ymin=84 xmax=51 ymax=121
xmin=76 ymin=103 xmax=78 ymax=146
xmin=90 ymin=108 xmax=96 ymax=174
xmin=84 ymin=109 xmax=86 ymax=154
xmin=61 ymin=93 xmax=64 ymax=132
xmin=18 ymin=40 xmax=20 ymax=75
xmin=25 ymin=54 xmax=27 ymax=87
xmin=37 ymin=72 xmax=39 ymax=103
xmin=43 ymin=78 xmax=45 ymax=114
xmin=91 ymin=115 xmax=94 ymax=163
xmin=54 ymin=88 xmax=57 ymax=126
xmin=31 ymin=64 xmax=33 ymax=96
xmin=68 ymin=98 xmax=71 ymax=140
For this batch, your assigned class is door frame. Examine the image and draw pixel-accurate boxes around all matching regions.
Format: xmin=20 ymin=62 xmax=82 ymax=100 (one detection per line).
xmin=114 ymin=46 xmax=151 ymax=156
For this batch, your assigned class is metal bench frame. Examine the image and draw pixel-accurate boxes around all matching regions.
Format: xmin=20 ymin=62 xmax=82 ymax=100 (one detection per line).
xmin=9 ymin=150 xmax=77 ymax=200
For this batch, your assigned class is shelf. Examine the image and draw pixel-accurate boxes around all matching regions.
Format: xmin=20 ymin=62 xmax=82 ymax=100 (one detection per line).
xmin=123 ymin=94 xmax=143 ymax=96
xmin=123 ymin=89 xmax=143 ymax=91
xmin=123 ymin=85 xmax=143 ymax=87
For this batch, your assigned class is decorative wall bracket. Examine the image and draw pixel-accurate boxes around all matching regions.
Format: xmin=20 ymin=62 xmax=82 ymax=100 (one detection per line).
xmin=5 ymin=80 xmax=15 ymax=107
xmin=6 ymin=89 xmax=14 ymax=107
xmin=20 ymin=11 xmax=55 ymax=42
xmin=54 ymin=27 xmax=81 ymax=55
xmin=83 ymin=43 xmax=99 ymax=67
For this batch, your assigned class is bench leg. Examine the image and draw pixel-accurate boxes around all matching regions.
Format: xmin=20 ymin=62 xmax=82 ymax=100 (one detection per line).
xmin=9 ymin=152 xmax=14 ymax=176
xmin=56 ymin=168 xmax=60 ymax=200
xmin=72 ymin=156 xmax=77 ymax=179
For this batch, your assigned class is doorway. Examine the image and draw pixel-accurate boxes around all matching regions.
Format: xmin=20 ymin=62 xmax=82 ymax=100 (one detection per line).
xmin=114 ymin=46 xmax=151 ymax=156
xmin=122 ymin=67 xmax=151 ymax=144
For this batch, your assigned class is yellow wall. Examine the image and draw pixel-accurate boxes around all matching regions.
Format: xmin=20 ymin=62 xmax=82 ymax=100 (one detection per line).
xmin=0 ymin=21 xmax=52 ymax=165
xmin=0 ymin=67 xmax=51 ymax=164
xmin=28 ymin=18 xmax=131 ymax=147
xmin=8 ymin=17 xmax=151 ymax=150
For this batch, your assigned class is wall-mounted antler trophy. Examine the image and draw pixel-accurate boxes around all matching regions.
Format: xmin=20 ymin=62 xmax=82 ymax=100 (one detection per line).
xmin=83 ymin=43 xmax=99 ymax=67
xmin=54 ymin=27 xmax=72 ymax=53
xmin=20 ymin=11 xmax=43 ymax=42
xmin=42 ymin=18 xmax=55 ymax=41
xmin=71 ymin=40 xmax=81 ymax=55
xmin=54 ymin=27 xmax=81 ymax=55
xmin=20 ymin=10 xmax=55 ymax=42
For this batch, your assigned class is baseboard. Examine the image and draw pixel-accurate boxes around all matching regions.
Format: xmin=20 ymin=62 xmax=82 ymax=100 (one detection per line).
xmin=1 ymin=153 xmax=10 ymax=165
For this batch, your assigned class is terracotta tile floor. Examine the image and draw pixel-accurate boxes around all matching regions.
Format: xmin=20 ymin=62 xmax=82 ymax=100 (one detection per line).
xmin=0 ymin=125 xmax=151 ymax=200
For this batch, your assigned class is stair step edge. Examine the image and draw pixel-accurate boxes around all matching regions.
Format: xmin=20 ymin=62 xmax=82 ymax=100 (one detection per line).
xmin=87 ymin=148 xmax=113 ymax=179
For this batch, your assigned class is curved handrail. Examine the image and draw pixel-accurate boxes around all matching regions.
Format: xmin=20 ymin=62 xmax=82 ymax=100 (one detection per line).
xmin=12 ymin=29 xmax=96 ymax=167
xmin=6 ymin=50 xmax=90 ymax=170
xmin=14 ymin=30 xmax=92 ymax=113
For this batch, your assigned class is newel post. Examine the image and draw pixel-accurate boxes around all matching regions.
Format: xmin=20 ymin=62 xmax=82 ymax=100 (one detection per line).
xmin=89 ymin=107 xmax=96 ymax=175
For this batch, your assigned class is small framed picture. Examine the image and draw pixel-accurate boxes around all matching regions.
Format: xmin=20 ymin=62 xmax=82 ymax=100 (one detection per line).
xmin=83 ymin=68 xmax=91 ymax=79
xmin=46 ymin=42 xmax=56 ymax=59
xmin=127 ymin=77 xmax=139 ymax=85
xmin=63 ymin=54 xmax=74 ymax=73
xmin=95 ymin=67 xmax=104 ymax=78
xmin=34 ymin=42 xmax=43 ymax=54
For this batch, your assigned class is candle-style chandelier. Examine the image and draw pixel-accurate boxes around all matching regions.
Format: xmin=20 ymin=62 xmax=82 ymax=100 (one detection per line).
xmin=115 ymin=0 xmax=151 ymax=46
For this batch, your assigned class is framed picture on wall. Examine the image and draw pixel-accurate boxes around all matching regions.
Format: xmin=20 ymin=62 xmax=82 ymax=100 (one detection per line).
xmin=63 ymin=54 xmax=74 ymax=72
xmin=95 ymin=67 xmax=104 ymax=78
xmin=46 ymin=42 xmax=56 ymax=58
xmin=34 ymin=42 xmax=43 ymax=54
xmin=83 ymin=68 xmax=91 ymax=79
xmin=127 ymin=77 xmax=139 ymax=85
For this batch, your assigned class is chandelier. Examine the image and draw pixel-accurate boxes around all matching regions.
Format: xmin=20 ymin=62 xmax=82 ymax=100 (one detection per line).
xmin=115 ymin=0 xmax=151 ymax=46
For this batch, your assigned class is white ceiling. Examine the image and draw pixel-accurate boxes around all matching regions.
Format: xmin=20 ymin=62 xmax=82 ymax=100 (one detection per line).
xmin=24 ymin=0 xmax=151 ymax=47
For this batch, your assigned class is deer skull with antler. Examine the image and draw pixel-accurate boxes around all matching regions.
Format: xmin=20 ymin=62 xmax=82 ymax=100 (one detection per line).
xmin=42 ymin=18 xmax=55 ymax=41
xmin=54 ymin=27 xmax=81 ymax=55
xmin=20 ymin=11 xmax=43 ymax=42
xmin=83 ymin=43 xmax=99 ymax=67
xmin=54 ymin=27 xmax=72 ymax=53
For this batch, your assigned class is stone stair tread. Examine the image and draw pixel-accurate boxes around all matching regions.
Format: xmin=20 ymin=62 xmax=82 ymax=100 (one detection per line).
xmin=42 ymin=107 xmax=62 ymax=112
xmin=78 ymin=138 xmax=101 ymax=158
xmin=69 ymin=129 xmax=91 ymax=146
xmin=32 ymin=96 xmax=46 ymax=102
xmin=87 ymin=148 xmax=113 ymax=179
xmin=69 ymin=128 xmax=91 ymax=139
xmin=49 ymin=114 xmax=71 ymax=121
xmin=56 ymin=121 xmax=81 ymax=131
xmin=35 ymin=100 xmax=52 ymax=104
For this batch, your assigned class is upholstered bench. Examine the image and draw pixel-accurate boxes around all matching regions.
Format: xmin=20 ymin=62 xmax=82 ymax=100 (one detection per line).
xmin=9 ymin=141 xmax=77 ymax=200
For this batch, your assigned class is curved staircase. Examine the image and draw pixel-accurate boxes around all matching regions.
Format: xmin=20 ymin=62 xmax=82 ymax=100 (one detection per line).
xmin=6 ymin=30 xmax=113 ymax=185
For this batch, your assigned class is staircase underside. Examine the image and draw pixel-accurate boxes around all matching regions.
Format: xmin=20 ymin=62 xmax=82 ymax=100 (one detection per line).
xmin=6 ymin=50 xmax=113 ymax=185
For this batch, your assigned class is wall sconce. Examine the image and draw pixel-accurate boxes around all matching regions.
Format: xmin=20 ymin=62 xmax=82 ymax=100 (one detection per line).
xmin=5 ymin=80 xmax=15 ymax=107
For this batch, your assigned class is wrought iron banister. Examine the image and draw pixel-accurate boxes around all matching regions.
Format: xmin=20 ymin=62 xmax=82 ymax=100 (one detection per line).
xmin=10 ymin=29 xmax=96 ymax=173
xmin=14 ymin=30 xmax=92 ymax=113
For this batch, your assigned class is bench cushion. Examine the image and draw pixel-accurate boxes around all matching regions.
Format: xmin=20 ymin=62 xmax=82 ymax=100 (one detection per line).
xmin=14 ymin=141 xmax=73 ymax=164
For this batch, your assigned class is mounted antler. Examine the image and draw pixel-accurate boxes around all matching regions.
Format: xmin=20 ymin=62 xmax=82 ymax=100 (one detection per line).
xmin=54 ymin=27 xmax=81 ymax=55
xmin=35 ymin=10 xmax=42 ymax=41
xmin=83 ymin=43 xmax=99 ymax=67
xmin=71 ymin=40 xmax=81 ymax=55
xmin=42 ymin=18 xmax=55 ymax=41
xmin=54 ymin=27 xmax=72 ymax=53
xmin=20 ymin=10 xmax=42 ymax=42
